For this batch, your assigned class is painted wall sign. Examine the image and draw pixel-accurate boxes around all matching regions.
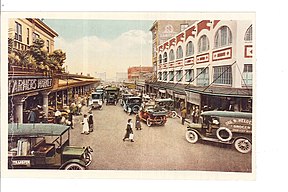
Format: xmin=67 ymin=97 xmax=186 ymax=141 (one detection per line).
xmin=212 ymin=47 xmax=232 ymax=61
xmin=8 ymin=76 xmax=53 ymax=95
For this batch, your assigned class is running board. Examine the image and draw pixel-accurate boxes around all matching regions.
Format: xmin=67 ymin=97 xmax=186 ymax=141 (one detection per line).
xmin=201 ymin=137 xmax=233 ymax=145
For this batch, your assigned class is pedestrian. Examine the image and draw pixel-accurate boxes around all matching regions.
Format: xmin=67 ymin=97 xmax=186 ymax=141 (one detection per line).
xmin=135 ymin=113 xmax=142 ymax=130
xmin=194 ymin=106 xmax=200 ymax=123
xmin=27 ymin=109 xmax=36 ymax=123
xmin=123 ymin=119 xmax=134 ymax=142
xmin=180 ymin=106 xmax=187 ymax=125
xmin=81 ymin=114 xmax=89 ymax=135
xmin=88 ymin=111 xmax=94 ymax=132
xmin=67 ymin=110 xmax=74 ymax=129
xmin=191 ymin=105 xmax=196 ymax=123
xmin=54 ymin=109 xmax=62 ymax=124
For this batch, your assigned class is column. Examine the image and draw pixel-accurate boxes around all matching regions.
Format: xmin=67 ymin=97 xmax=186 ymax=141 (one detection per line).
xmin=13 ymin=96 xmax=26 ymax=123
xmin=41 ymin=91 xmax=50 ymax=118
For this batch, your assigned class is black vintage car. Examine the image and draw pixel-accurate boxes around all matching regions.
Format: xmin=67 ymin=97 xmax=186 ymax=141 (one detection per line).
xmin=185 ymin=111 xmax=252 ymax=154
xmin=8 ymin=123 xmax=93 ymax=170
xmin=120 ymin=93 xmax=134 ymax=106
xmin=123 ymin=96 xmax=142 ymax=114
xmin=139 ymin=104 xmax=167 ymax=127
xmin=105 ymin=87 xmax=119 ymax=105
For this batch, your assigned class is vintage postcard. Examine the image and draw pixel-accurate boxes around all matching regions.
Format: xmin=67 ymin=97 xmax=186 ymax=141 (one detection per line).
xmin=1 ymin=12 xmax=255 ymax=181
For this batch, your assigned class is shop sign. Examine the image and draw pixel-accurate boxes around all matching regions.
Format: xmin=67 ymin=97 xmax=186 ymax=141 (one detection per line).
xmin=222 ymin=118 xmax=252 ymax=133
xmin=186 ymin=91 xmax=201 ymax=105
xmin=8 ymin=77 xmax=53 ymax=95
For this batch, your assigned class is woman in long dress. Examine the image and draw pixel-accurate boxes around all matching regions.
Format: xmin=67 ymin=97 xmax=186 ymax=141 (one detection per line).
xmin=81 ymin=114 xmax=89 ymax=135
xmin=123 ymin=119 xmax=134 ymax=142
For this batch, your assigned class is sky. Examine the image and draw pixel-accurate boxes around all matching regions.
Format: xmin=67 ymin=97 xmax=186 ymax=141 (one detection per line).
xmin=43 ymin=19 xmax=154 ymax=79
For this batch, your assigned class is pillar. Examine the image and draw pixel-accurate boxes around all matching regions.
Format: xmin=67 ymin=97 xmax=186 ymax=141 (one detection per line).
xmin=41 ymin=91 xmax=50 ymax=118
xmin=13 ymin=96 xmax=26 ymax=123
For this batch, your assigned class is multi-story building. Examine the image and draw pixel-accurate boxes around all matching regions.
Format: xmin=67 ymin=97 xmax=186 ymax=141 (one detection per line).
xmin=150 ymin=20 xmax=197 ymax=81
xmin=148 ymin=20 xmax=253 ymax=114
xmin=8 ymin=18 xmax=58 ymax=53
xmin=8 ymin=18 xmax=99 ymax=123
xmin=128 ymin=66 xmax=153 ymax=81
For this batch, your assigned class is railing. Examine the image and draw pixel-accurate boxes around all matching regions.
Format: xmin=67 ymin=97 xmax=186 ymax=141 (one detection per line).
xmin=13 ymin=40 xmax=30 ymax=51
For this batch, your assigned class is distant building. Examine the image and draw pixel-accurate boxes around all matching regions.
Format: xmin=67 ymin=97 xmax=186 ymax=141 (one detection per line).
xmin=128 ymin=66 xmax=153 ymax=81
xmin=94 ymin=72 xmax=106 ymax=81
xmin=116 ymin=72 xmax=128 ymax=82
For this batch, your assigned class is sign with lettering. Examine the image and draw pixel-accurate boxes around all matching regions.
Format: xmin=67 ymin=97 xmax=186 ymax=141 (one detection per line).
xmin=221 ymin=117 xmax=252 ymax=133
xmin=8 ymin=76 xmax=53 ymax=95
xmin=12 ymin=160 xmax=31 ymax=166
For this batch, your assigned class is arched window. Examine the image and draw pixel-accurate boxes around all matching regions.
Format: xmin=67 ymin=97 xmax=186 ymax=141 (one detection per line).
xmin=198 ymin=35 xmax=209 ymax=53
xmin=214 ymin=26 xmax=232 ymax=48
xmin=169 ymin=49 xmax=175 ymax=61
xmin=186 ymin=41 xmax=194 ymax=57
xmin=176 ymin=46 xmax=183 ymax=59
xmin=244 ymin=25 xmax=252 ymax=41
xmin=163 ymin=52 xmax=168 ymax=63
xmin=159 ymin=54 xmax=162 ymax=64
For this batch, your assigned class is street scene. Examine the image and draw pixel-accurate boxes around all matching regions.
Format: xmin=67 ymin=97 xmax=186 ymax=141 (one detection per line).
xmin=6 ymin=16 xmax=254 ymax=173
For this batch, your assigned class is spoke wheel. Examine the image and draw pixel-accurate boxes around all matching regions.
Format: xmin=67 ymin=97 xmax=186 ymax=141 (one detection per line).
xmin=171 ymin=111 xmax=177 ymax=118
xmin=64 ymin=163 xmax=85 ymax=170
xmin=234 ymin=138 xmax=252 ymax=154
xmin=185 ymin=130 xmax=199 ymax=143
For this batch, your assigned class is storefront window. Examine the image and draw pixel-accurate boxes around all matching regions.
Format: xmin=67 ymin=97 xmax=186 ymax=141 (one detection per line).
xmin=213 ymin=65 xmax=232 ymax=85
xmin=169 ymin=71 xmax=174 ymax=82
xmin=176 ymin=70 xmax=183 ymax=82
xmin=198 ymin=35 xmax=209 ymax=53
xmin=196 ymin=68 xmax=209 ymax=86
xmin=186 ymin=41 xmax=194 ymax=57
xmin=185 ymin=69 xmax=194 ymax=82
xmin=214 ymin=26 xmax=232 ymax=48
xmin=169 ymin=49 xmax=175 ymax=61
xmin=242 ymin=64 xmax=253 ymax=86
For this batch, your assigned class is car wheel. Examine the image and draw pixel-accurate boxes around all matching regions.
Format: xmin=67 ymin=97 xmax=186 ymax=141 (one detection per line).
xmin=85 ymin=152 xmax=92 ymax=166
xmin=171 ymin=111 xmax=177 ymax=118
xmin=64 ymin=163 xmax=85 ymax=170
xmin=159 ymin=120 xmax=165 ymax=125
xmin=186 ymin=130 xmax=199 ymax=143
xmin=147 ymin=118 xmax=152 ymax=127
xmin=234 ymin=138 xmax=252 ymax=154
xmin=132 ymin=105 xmax=140 ymax=113
xmin=216 ymin=127 xmax=233 ymax=142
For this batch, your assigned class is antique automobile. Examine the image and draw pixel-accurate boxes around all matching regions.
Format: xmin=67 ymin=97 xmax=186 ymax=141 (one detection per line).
xmin=88 ymin=92 xmax=103 ymax=110
xmin=105 ymin=87 xmax=119 ymax=105
xmin=123 ymin=96 xmax=142 ymax=114
xmin=139 ymin=104 xmax=167 ymax=127
xmin=155 ymin=98 xmax=177 ymax=118
xmin=8 ymin=123 xmax=93 ymax=170
xmin=120 ymin=93 xmax=134 ymax=106
xmin=185 ymin=111 xmax=252 ymax=154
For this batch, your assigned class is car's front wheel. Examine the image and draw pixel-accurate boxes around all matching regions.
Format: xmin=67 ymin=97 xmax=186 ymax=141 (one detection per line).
xmin=147 ymin=118 xmax=152 ymax=127
xmin=186 ymin=130 xmax=199 ymax=143
xmin=64 ymin=163 xmax=85 ymax=170
xmin=234 ymin=138 xmax=252 ymax=154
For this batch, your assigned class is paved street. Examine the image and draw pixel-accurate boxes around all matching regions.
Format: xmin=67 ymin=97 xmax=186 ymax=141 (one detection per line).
xmin=70 ymin=103 xmax=252 ymax=172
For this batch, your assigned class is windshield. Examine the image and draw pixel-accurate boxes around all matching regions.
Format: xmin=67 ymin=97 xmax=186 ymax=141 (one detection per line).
xmin=92 ymin=94 xmax=102 ymax=100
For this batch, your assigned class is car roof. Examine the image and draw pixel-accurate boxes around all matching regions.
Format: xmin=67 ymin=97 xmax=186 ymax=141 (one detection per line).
xmin=155 ymin=98 xmax=174 ymax=102
xmin=201 ymin=111 xmax=252 ymax=119
xmin=8 ymin=123 xmax=70 ymax=137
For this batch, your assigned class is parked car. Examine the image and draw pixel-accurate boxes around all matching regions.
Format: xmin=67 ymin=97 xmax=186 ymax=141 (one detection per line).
xmin=185 ymin=111 xmax=252 ymax=154
xmin=155 ymin=98 xmax=177 ymax=118
xmin=8 ymin=123 xmax=93 ymax=170
xmin=123 ymin=96 xmax=142 ymax=114
xmin=120 ymin=93 xmax=134 ymax=106
xmin=88 ymin=92 xmax=103 ymax=110
xmin=139 ymin=104 xmax=167 ymax=127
